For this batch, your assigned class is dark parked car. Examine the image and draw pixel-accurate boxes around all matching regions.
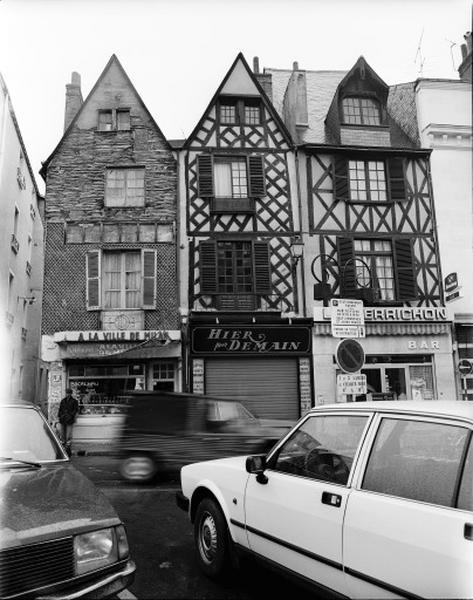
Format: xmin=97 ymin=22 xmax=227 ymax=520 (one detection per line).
xmin=118 ymin=391 xmax=289 ymax=483
xmin=0 ymin=404 xmax=135 ymax=600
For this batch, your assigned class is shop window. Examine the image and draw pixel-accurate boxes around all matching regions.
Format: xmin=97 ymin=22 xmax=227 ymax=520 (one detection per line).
xmin=342 ymin=97 xmax=381 ymax=125
xmin=337 ymin=237 xmax=417 ymax=302
xmin=362 ymin=418 xmax=469 ymax=508
xmin=152 ymin=361 xmax=175 ymax=391
xmin=86 ymin=249 xmax=156 ymax=310
xmin=105 ymin=168 xmax=145 ymax=207
xmin=197 ymin=154 xmax=266 ymax=209
xmin=98 ymin=108 xmax=131 ymax=131
xmin=199 ymin=240 xmax=271 ymax=310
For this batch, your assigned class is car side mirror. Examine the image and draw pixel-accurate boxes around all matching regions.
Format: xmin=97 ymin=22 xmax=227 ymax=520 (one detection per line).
xmin=246 ymin=455 xmax=268 ymax=484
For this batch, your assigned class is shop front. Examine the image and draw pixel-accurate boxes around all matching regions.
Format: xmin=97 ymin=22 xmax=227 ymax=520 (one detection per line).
xmin=41 ymin=329 xmax=181 ymax=442
xmin=189 ymin=318 xmax=313 ymax=420
xmin=313 ymin=306 xmax=455 ymax=404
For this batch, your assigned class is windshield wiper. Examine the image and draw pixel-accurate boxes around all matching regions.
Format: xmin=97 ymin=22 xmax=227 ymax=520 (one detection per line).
xmin=0 ymin=456 xmax=42 ymax=468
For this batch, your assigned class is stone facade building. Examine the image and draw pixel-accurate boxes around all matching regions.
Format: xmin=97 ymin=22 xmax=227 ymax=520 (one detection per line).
xmin=40 ymin=56 xmax=180 ymax=432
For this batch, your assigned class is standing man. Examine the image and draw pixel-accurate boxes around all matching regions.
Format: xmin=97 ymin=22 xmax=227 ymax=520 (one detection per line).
xmin=58 ymin=388 xmax=80 ymax=456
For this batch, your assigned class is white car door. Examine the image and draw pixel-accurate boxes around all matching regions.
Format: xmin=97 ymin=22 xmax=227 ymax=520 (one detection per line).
xmin=343 ymin=414 xmax=473 ymax=599
xmin=244 ymin=412 xmax=371 ymax=597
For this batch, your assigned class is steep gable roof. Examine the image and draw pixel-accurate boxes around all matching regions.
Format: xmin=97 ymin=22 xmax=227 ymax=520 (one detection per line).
xmin=40 ymin=54 xmax=172 ymax=179
xmin=184 ymin=52 xmax=293 ymax=148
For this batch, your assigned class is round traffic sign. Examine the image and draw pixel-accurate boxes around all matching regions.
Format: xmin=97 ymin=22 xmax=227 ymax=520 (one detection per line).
xmin=458 ymin=359 xmax=473 ymax=376
xmin=336 ymin=339 xmax=365 ymax=373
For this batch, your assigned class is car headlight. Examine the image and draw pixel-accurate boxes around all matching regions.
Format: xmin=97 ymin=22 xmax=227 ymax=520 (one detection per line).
xmin=74 ymin=527 xmax=122 ymax=575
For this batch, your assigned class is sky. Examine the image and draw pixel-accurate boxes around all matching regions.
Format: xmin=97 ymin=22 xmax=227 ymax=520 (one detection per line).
xmin=0 ymin=0 xmax=471 ymax=194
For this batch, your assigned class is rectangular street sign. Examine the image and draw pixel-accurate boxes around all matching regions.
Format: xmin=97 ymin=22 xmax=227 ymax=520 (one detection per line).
xmin=331 ymin=325 xmax=366 ymax=338
xmin=446 ymin=290 xmax=462 ymax=303
xmin=330 ymin=298 xmax=365 ymax=326
xmin=337 ymin=374 xmax=367 ymax=396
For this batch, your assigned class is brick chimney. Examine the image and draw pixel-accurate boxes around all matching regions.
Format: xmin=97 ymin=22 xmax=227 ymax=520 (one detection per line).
xmin=253 ymin=56 xmax=272 ymax=101
xmin=458 ymin=31 xmax=472 ymax=82
xmin=64 ymin=72 xmax=83 ymax=132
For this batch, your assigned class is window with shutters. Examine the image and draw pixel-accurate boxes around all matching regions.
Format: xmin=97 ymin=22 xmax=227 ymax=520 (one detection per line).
xmin=349 ymin=160 xmax=387 ymax=202
xmin=86 ymin=250 xmax=156 ymax=310
xmin=341 ymin=97 xmax=381 ymax=125
xmin=219 ymin=97 xmax=262 ymax=125
xmin=337 ymin=237 xmax=417 ymax=302
xmin=97 ymin=108 xmax=131 ymax=131
xmin=199 ymin=240 xmax=272 ymax=310
xmin=105 ymin=168 xmax=145 ymax=207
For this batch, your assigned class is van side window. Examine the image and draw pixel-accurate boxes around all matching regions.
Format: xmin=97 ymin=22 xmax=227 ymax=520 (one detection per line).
xmin=362 ymin=418 xmax=469 ymax=508
xmin=457 ymin=437 xmax=473 ymax=511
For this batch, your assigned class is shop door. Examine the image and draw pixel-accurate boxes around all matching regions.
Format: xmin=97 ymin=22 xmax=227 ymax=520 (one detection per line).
xmin=205 ymin=358 xmax=299 ymax=420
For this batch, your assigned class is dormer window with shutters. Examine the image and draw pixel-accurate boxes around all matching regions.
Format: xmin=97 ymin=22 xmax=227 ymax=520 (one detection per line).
xmin=86 ymin=249 xmax=156 ymax=310
xmin=197 ymin=154 xmax=266 ymax=212
xmin=333 ymin=156 xmax=406 ymax=203
xmin=198 ymin=239 xmax=272 ymax=311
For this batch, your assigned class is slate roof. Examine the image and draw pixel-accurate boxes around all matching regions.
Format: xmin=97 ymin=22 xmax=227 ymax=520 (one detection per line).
xmin=264 ymin=66 xmax=420 ymax=148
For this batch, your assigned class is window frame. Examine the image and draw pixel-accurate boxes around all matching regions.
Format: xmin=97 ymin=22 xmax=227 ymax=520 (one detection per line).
xmin=104 ymin=167 xmax=145 ymax=208
xmin=357 ymin=413 xmax=472 ymax=509
xmin=353 ymin=238 xmax=395 ymax=302
xmin=97 ymin=108 xmax=131 ymax=132
xmin=218 ymin=97 xmax=263 ymax=126
xmin=348 ymin=159 xmax=388 ymax=203
xmin=341 ymin=95 xmax=383 ymax=127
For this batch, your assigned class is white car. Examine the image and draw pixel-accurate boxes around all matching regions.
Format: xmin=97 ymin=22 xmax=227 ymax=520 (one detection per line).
xmin=176 ymin=401 xmax=473 ymax=599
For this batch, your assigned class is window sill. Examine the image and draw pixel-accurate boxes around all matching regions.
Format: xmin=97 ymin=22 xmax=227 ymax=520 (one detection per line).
xmin=340 ymin=123 xmax=389 ymax=130
xmin=211 ymin=197 xmax=255 ymax=213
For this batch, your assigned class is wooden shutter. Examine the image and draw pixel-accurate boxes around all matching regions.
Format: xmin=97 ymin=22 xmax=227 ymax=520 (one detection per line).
xmin=253 ymin=241 xmax=272 ymax=295
xmin=197 ymin=154 xmax=214 ymax=197
xmin=388 ymin=157 xmax=406 ymax=201
xmin=394 ymin=238 xmax=417 ymax=300
xmin=142 ymin=250 xmax=156 ymax=309
xmin=248 ymin=156 xmax=266 ymax=197
xmin=199 ymin=241 xmax=218 ymax=294
xmin=86 ymin=251 xmax=101 ymax=310
xmin=337 ymin=237 xmax=357 ymax=297
xmin=333 ymin=157 xmax=349 ymax=201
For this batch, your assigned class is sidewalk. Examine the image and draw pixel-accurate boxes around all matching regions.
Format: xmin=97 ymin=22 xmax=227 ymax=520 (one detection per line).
xmin=71 ymin=440 xmax=119 ymax=456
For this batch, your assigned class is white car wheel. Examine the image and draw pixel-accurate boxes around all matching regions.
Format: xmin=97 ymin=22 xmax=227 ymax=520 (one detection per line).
xmin=194 ymin=498 xmax=230 ymax=578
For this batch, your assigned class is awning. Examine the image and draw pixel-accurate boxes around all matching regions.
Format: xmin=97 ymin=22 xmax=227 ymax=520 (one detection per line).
xmin=313 ymin=322 xmax=450 ymax=336
xmin=61 ymin=339 xmax=181 ymax=360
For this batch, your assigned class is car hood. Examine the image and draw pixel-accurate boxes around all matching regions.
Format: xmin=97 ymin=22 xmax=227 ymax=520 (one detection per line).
xmin=0 ymin=462 xmax=119 ymax=549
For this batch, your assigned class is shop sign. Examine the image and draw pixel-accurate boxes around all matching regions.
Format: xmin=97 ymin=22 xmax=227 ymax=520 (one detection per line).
xmin=317 ymin=306 xmax=448 ymax=322
xmin=330 ymin=299 xmax=365 ymax=339
xmin=444 ymin=272 xmax=458 ymax=293
xmin=446 ymin=289 xmax=462 ymax=303
xmin=192 ymin=326 xmax=311 ymax=355
xmin=337 ymin=374 xmax=367 ymax=396
xmin=408 ymin=340 xmax=440 ymax=350
xmin=54 ymin=329 xmax=174 ymax=343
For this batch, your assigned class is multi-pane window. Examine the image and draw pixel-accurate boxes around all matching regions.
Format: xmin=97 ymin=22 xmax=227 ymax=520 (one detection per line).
xmin=217 ymin=241 xmax=253 ymax=293
xmin=105 ymin=168 xmax=145 ymax=207
xmin=354 ymin=239 xmax=395 ymax=301
xmin=244 ymin=104 xmax=261 ymax=125
xmin=220 ymin=103 xmax=237 ymax=124
xmin=152 ymin=362 xmax=175 ymax=392
xmin=102 ymin=252 xmax=141 ymax=309
xmin=342 ymin=97 xmax=381 ymax=125
xmin=98 ymin=108 xmax=131 ymax=131
xmin=349 ymin=160 xmax=387 ymax=202
xmin=214 ymin=158 xmax=248 ymax=198
xmin=219 ymin=99 xmax=261 ymax=125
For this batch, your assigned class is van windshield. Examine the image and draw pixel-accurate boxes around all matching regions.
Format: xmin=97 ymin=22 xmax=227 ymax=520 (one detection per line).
xmin=0 ymin=406 xmax=65 ymax=463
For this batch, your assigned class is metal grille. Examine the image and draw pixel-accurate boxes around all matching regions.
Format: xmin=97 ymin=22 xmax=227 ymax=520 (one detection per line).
xmin=0 ymin=537 xmax=74 ymax=598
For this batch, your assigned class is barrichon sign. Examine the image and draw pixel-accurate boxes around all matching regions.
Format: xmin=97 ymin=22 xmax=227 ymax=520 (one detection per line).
xmin=316 ymin=306 xmax=448 ymax=322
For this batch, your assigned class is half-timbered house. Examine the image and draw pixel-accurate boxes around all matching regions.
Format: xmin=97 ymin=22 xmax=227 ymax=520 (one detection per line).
xmin=40 ymin=56 xmax=181 ymax=438
xmin=177 ymin=54 xmax=313 ymax=420
xmin=266 ymin=57 xmax=455 ymax=404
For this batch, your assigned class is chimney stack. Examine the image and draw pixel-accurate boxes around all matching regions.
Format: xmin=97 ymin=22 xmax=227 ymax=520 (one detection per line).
xmin=253 ymin=56 xmax=273 ymax=102
xmin=458 ymin=31 xmax=472 ymax=82
xmin=64 ymin=71 xmax=83 ymax=132
xmin=253 ymin=56 xmax=260 ymax=74
xmin=293 ymin=61 xmax=299 ymax=71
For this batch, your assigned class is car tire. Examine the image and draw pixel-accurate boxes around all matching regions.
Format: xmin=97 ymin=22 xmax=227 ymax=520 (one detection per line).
xmin=120 ymin=454 xmax=157 ymax=483
xmin=194 ymin=497 xmax=231 ymax=579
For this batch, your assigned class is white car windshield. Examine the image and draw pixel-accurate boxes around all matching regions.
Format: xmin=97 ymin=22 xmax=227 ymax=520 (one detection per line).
xmin=0 ymin=406 xmax=65 ymax=463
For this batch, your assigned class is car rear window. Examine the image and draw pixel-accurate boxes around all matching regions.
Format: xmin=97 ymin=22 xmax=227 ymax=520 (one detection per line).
xmin=362 ymin=418 xmax=470 ymax=508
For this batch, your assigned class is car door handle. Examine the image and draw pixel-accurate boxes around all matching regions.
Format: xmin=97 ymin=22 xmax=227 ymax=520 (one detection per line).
xmin=465 ymin=523 xmax=473 ymax=541
xmin=321 ymin=491 xmax=342 ymax=507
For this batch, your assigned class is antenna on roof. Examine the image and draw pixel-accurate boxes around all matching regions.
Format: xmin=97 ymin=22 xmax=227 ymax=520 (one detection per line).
xmin=414 ymin=28 xmax=426 ymax=76
xmin=445 ymin=38 xmax=457 ymax=71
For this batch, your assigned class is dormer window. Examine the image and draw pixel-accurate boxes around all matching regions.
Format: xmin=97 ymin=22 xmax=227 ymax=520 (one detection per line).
xmin=219 ymin=98 xmax=262 ymax=126
xmin=98 ymin=108 xmax=131 ymax=131
xmin=342 ymin=97 xmax=381 ymax=126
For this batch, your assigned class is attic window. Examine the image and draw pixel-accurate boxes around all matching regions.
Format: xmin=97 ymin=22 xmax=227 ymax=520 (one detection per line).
xmin=219 ymin=98 xmax=262 ymax=126
xmin=342 ymin=97 xmax=381 ymax=126
xmin=98 ymin=108 xmax=131 ymax=131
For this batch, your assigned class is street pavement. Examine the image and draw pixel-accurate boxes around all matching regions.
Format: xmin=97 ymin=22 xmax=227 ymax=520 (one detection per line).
xmin=72 ymin=455 xmax=319 ymax=599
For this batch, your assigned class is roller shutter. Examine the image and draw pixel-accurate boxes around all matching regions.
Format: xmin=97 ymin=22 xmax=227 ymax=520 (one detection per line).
xmin=205 ymin=358 xmax=299 ymax=420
